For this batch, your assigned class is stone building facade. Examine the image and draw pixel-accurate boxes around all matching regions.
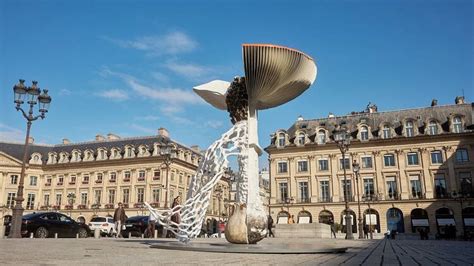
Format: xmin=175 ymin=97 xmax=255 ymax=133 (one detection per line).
xmin=266 ymin=99 xmax=474 ymax=237
xmin=0 ymin=128 xmax=230 ymax=224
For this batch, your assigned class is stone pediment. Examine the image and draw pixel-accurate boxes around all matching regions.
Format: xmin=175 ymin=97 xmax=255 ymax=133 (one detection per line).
xmin=0 ymin=152 xmax=22 ymax=167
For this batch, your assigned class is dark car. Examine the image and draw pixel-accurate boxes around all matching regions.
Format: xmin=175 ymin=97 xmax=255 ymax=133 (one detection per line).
xmin=122 ymin=215 xmax=162 ymax=238
xmin=5 ymin=212 xmax=90 ymax=238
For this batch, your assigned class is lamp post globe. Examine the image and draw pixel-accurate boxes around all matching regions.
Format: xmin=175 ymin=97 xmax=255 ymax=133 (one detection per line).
xmin=9 ymin=79 xmax=52 ymax=238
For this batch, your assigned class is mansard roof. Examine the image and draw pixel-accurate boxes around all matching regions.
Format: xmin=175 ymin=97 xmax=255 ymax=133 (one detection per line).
xmin=0 ymin=135 xmax=201 ymax=164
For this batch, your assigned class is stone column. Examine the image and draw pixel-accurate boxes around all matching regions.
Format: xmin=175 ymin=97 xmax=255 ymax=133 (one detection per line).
xmin=443 ymin=146 xmax=457 ymax=192
xmin=329 ymin=154 xmax=339 ymax=202
xmin=419 ymin=148 xmax=433 ymax=199
xmin=395 ymin=150 xmax=409 ymax=200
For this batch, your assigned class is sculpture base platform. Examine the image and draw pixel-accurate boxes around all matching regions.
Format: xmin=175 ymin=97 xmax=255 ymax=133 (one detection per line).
xmin=150 ymin=241 xmax=347 ymax=254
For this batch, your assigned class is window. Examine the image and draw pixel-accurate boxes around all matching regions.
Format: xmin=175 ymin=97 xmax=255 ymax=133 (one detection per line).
xmin=152 ymin=188 xmax=160 ymax=202
xmin=179 ymin=173 xmax=183 ymax=184
xmin=99 ymin=150 xmax=105 ymax=160
xmin=110 ymin=172 xmax=117 ymax=182
xmin=80 ymin=192 xmax=88 ymax=205
xmin=428 ymin=121 xmax=438 ymax=135
xmin=137 ymin=188 xmax=145 ymax=203
xmin=26 ymin=193 xmax=35 ymax=209
xmin=7 ymin=192 xmax=16 ymax=208
xmin=10 ymin=175 xmax=18 ymax=184
xmin=455 ymin=149 xmax=469 ymax=163
xmin=55 ymin=193 xmax=62 ymax=206
xmin=297 ymin=160 xmax=308 ymax=172
xmin=70 ymin=175 xmax=76 ymax=184
xmin=122 ymin=189 xmax=129 ymax=204
xmin=46 ymin=176 xmax=52 ymax=185
xmin=363 ymin=178 xmax=374 ymax=196
xmin=153 ymin=170 xmax=160 ymax=179
xmin=360 ymin=126 xmax=369 ymax=141
xmin=339 ymin=158 xmax=350 ymax=170
xmin=83 ymin=175 xmax=89 ymax=183
xmin=298 ymin=182 xmax=309 ymax=202
xmin=384 ymin=154 xmax=396 ymax=167
xmin=94 ymin=190 xmax=102 ymax=204
xmin=43 ymin=194 xmax=50 ymax=206
xmin=170 ymin=172 xmax=175 ymax=181
xmin=97 ymin=173 xmax=103 ymax=182
xmin=277 ymin=162 xmax=288 ymax=173
xmin=279 ymin=182 xmax=288 ymax=202
xmin=124 ymin=171 xmax=131 ymax=180
xmin=139 ymin=170 xmax=146 ymax=180
xmin=407 ymin=152 xmax=419 ymax=165
xmin=459 ymin=172 xmax=472 ymax=195
xmin=298 ymin=132 xmax=305 ymax=145
xmin=318 ymin=159 xmax=329 ymax=171
xmin=318 ymin=130 xmax=326 ymax=144
xmin=278 ymin=133 xmax=285 ymax=147
xmin=382 ymin=125 xmax=391 ymax=139
xmin=320 ymin=181 xmax=330 ymax=202
xmin=410 ymin=175 xmax=422 ymax=199
xmin=361 ymin=157 xmax=373 ymax=168
xmin=434 ymin=174 xmax=447 ymax=198
xmin=341 ymin=180 xmax=352 ymax=201
xmin=453 ymin=117 xmax=462 ymax=133
xmin=58 ymin=176 xmax=64 ymax=185
xmin=386 ymin=177 xmax=398 ymax=200
xmin=29 ymin=176 xmax=38 ymax=186
xmin=126 ymin=147 xmax=132 ymax=157
xmin=405 ymin=121 xmax=414 ymax=137
xmin=108 ymin=190 xmax=115 ymax=204
xmin=431 ymin=151 xmax=443 ymax=164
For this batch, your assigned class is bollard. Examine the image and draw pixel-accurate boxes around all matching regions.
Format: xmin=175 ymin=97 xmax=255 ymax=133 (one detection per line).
xmin=128 ymin=232 xmax=131 ymax=238
xmin=0 ymin=225 xmax=5 ymax=239
xmin=30 ymin=232 xmax=34 ymax=239
xmin=94 ymin=228 xmax=100 ymax=239
xmin=76 ymin=233 xmax=79 ymax=239
xmin=141 ymin=233 xmax=144 ymax=238
xmin=154 ymin=229 xmax=158 ymax=239
xmin=55 ymin=233 xmax=58 ymax=239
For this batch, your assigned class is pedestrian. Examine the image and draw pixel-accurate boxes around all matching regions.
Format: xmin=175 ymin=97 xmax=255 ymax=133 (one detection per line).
xmin=288 ymin=215 xmax=295 ymax=224
xmin=330 ymin=219 xmax=337 ymax=239
xmin=147 ymin=212 xmax=157 ymax=238
xmin=168 ymin=196 xmax=181 ymax=238
xmin=267 ymin=215 xmax=275 ymax=237
xmin=363 ymin=225 xmax=369 ymax=239
xmin=113 ymin=202 xmax=126 ymax=238
xmin=386 ymin=229 xmax=391 ymax=239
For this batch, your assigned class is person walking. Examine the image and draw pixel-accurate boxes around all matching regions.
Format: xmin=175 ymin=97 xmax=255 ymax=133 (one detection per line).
xmin=363 ymin=225 xmax=369 ymax=239
xmin=288 ymin=215 xmax=295 ymax=224
xmin=114 ymin=202 xmax=126 ymax=238
xmin=267 ymin=215 xmax=275 ymax=237
xmin=168 ymin=196 xmax=181 ymax=238
xmin=147 ymin=212 xmax=157 ymax=238
xmin=330 ymin=218 xmax=337 ymax=239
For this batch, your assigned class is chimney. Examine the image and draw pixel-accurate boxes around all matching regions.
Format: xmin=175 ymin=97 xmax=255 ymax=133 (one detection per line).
xmin=455 ymin=96 xmax=465 ymax=105
xmin=62 ymin=138 xmax=71 ymax=144
xmin=28 ymin=137 xmax=34 ymax=144
xmin=431 ymin=99 xmax=438 ymax=107
xmin=95 ymin=134 xmax=105 ymax=141
xmin=190 ymin=145 xmax=200 ymax=153
xmin=368 ymin=104 xmax=378 ymax=113
xmin=297 ymin=115 xmax=304 ymax=121
xmin=158 ymin=127 xmax=169 ymax=138
xmin=107 ymin=133 xmax=120 ymax=140
xmin=328 ymin=112 xmax=335 ymax=118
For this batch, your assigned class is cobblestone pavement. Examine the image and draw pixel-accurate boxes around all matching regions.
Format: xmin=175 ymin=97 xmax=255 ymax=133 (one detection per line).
xmin=0 ymin=237 xmax=473 ymax=265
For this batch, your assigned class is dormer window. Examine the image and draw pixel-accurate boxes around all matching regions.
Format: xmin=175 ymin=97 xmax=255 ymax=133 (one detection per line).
xmin=382 ymin=125 xmax=391 ymax=139
xmin=428 ymin=121 xmax=438 ymax=135
xmin=453 ymin=117 xmax=462 ymax=133
xmin=297 ymin=132 xmax=305 ymax=145
xmin=126 ymin=147 xmax=133 ymax=158
xmin=405 ymin=121 xmax=414 ymax=137
xmin=278 ymin=133 xmax=285 ymax=147
xmin=99 ymin=150 xmax=105 ymax=160
xmin=317 ymin=130 xmax=326 ymax=144
xmin=360 ymin=126 xmax=369 ymax=141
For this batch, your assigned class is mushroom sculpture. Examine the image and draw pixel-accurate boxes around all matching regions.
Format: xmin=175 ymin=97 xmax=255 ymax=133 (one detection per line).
xmin=194 ymin=44 xmax=317 ymax=244
xmin=145 ymin=44 xmax=316 ymax=245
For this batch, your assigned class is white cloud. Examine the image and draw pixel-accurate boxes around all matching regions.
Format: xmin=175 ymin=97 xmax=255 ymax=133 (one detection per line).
xmin=0 ymin=123 xmax=24 ymax=142
xmin=134 ymin=115 xmax=160 ymax=121
xmin=151 ymin=72 xmax=169 ymax=83
xmin=205 ymin=120 xmax=224 ymax=129
xmin=129 ymin=124 xmax=155 ymax=135
xmin=58 ymin=89 xmax=72 ymax=96
xmin=104 ymin=31 xmax=197 ymax=56
xmin=164 ymin=61 xmax=211 ymax=79
xmin=96 ymin=89 xmax=129 ymax=101
xmin=127 ymin=79 xmax=203 ymax=105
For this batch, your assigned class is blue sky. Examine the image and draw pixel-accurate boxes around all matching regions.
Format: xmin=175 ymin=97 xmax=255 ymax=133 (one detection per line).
xmin=1 ymin=0 xmax=472 ymax=169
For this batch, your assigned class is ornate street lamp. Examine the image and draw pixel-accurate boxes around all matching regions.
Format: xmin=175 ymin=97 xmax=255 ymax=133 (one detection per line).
xmin=333 ymin=126 xmax=353 ymax=240
xmin=9 ymin=79 xmax=52 ymax=238
xmin=161 ymin=141 xmax=175 ymax=209
xmin=352 ymin=160 xmax=364 ymax=239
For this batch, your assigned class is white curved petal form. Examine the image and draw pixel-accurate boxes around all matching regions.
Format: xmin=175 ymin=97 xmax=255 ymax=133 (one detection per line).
xmin=242 ymin=44 xmax=317 ymax=110
xmin=193 ymin=80 xmax=230 ymax=110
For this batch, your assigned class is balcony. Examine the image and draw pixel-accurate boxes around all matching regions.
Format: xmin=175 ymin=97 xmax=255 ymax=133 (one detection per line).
xmin=52 ymin=205 xmax=60 ymax=210
xmin=123 ymin=178 xmax=130 ymax=182
xmin=296 ymin=198 xmax=311 ymax=203
xmin=78 ymin=204 xmax=87 ymax=209
xmin=152 ymin=176 xmax=160 ymax=181
xmin=45 ymin=183 xmax=51 ymax=187
xmin=40 ymin=205 xmax=49 ymax=210
xmin=82 ymin=181 xmax=89 ymax=185
xmin=95 ymin=180 xmax=103 ymax=184
xmin=105 ymin=203 xmax=114 ymax=209
xmin=137 ymin=178 xmax=145 ymax=182
xmin=57 ymin=182 xmax=63 ymax=186
xmin=384 ymin=193 xmax=401 ymax=201
xmin=340 ymin=196 xmax=355 ymax=202
xmin=134 ymin=203 xmax=144 ymax=208
xmin=65 ymin=205 xmax=73 ymax=210
xmin=68 ymin=182 xmax=76 ymax=185
xmin=109 ymin=179 xmax=116 ymax=183
xmin=318 ymin=197 xmax=332 ymax=203
xmin=150 ymin=202 xmax=160 ymax=208
xmin=409 ymin=192 xmax=425 ymax=200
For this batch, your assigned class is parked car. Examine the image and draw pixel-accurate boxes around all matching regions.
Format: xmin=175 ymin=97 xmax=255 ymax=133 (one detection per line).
xmin=121 ymin=215 xmax=162 ymax=238
xmin=5 ymin=212 xmax=90 ymax=238
xmin=88 ymin=216 xmax=116 ymax=237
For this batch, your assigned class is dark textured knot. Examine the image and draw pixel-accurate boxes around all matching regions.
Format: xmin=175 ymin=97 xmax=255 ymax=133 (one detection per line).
xmin=226 ymin=76 xmax=248 ymax=124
